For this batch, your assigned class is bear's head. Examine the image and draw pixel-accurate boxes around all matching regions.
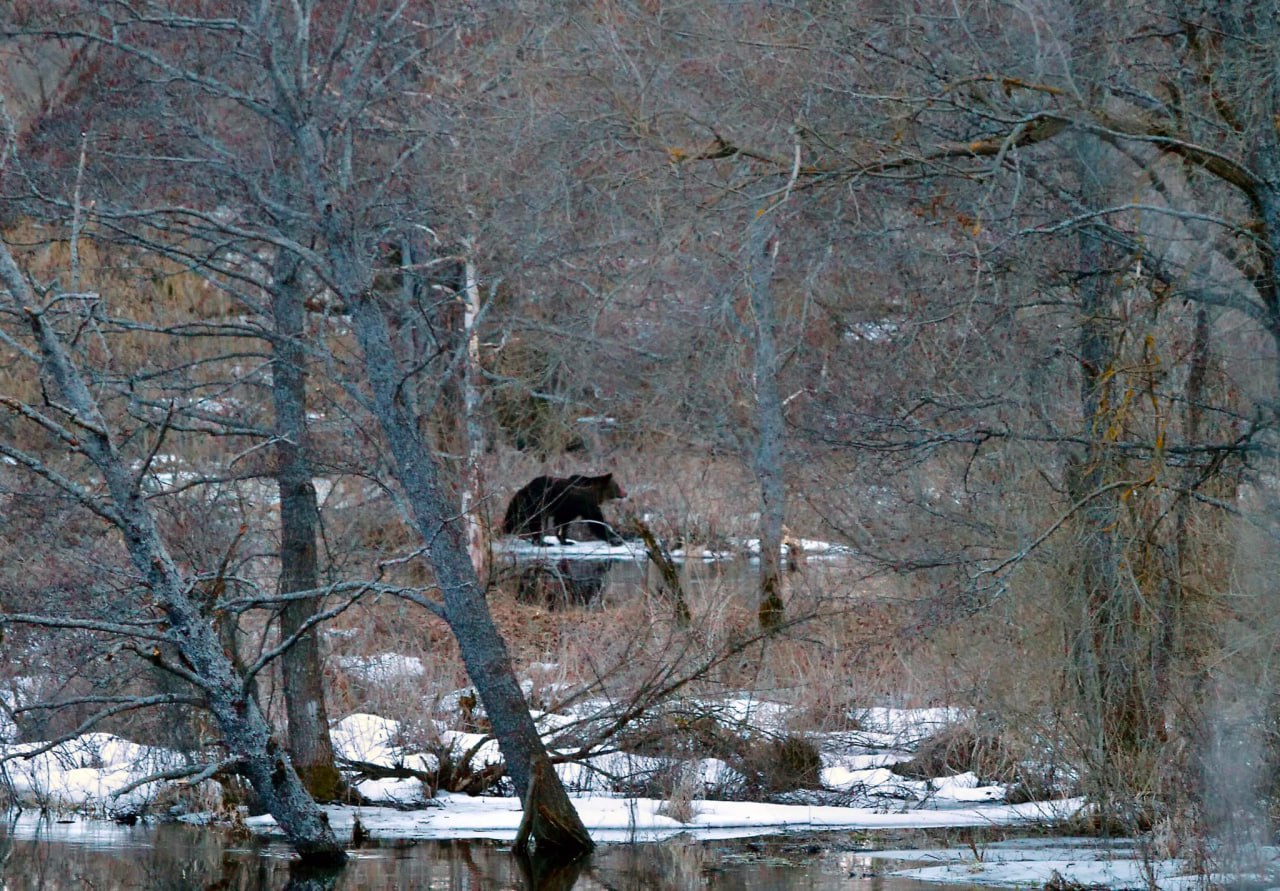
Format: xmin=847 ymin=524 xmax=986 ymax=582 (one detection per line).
xmin=597 ymin=473 xmax=626 ymax=501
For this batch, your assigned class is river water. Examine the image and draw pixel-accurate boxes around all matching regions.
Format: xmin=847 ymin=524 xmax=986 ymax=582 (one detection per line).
xmin=0 ymin=819 xmax=996 ymax=890
xmin=494 ymin=546 xmax=870 ymax=612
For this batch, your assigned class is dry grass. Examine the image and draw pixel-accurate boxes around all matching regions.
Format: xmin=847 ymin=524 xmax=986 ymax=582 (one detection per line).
xmin=655 ymin=764 xmax=703 ymax=823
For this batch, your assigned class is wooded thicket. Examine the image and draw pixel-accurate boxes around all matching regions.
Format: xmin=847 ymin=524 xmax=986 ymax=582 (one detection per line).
xmin=1 ymin=0 xmax=1278 ymax=859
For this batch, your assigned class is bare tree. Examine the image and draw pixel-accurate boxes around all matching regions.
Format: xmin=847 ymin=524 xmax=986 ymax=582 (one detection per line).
xmin=3 ymin=0 xmax=594 ymax=854
xmin=345 ymin=285 xmax=592 ymax=851
xmin=0 ymin=242 xmax=346 ymax=863
xmin=745 ymin=210 xmax=787 ymax=630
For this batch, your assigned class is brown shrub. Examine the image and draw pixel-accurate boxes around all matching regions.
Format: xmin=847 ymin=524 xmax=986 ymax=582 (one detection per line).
xmin=743 ymin=734 xmax=824 ymax=793
xmin=890 ymin=723 xmax=1020 ymax=783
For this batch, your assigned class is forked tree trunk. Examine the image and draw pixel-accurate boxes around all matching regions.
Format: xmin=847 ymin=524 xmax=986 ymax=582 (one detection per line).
xmin=0 ymin=250 xmax=345 ymax=863
xmin=346 ymin=289 xmax=593 ymax=856
xmin=271 ymin=253 xmax=341 ymax=801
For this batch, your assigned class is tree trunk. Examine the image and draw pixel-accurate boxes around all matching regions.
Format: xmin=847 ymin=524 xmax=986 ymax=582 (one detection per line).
xmin=0 ymin=248 xmax=345 ymax=863
xmin=634 ymin=518 xmax=691 ymax=626
xmin=746 ymin=213 xmax=786 ymax=631
xmin=1067 ymin=133 xmax=1158 ymax=819
xmin=460 ymin=244 xmax=489 ymax=579
xmin=345 ymin=289 xmax=593 ymax=856
xmin=271 ymin=252 xmax=341 ymax=801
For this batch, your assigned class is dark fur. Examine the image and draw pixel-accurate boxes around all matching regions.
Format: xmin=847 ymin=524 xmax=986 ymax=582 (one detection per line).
xmin=501 ymin=473 xmax=627 ymax=545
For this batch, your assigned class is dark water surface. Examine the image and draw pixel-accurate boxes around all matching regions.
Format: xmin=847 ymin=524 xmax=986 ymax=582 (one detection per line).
xmin=0 ymin=819 xmax=997 ymax=890
xmin=497 ymin=548 xmax=863 ymax=611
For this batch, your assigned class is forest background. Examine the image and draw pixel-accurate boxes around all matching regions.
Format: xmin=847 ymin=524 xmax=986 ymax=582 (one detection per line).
xmin=0 ymin=0 xmax=1278 ymax=864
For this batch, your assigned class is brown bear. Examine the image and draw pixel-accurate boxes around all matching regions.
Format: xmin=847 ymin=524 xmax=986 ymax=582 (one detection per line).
xmin=501 ymin=473 xmax=627 ymax=545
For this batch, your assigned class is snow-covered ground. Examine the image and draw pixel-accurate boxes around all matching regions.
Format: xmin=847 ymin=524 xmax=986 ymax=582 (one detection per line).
xmin=260 ymin=791 xmax=1075 ymax=844
xmin=2 ymin=705 xmax=1261 ymax=888
xmin=318 ymin=710 xmax=1059 ymax=843
xmin=492 ymin=533 xmax=853 ymax=562
xmin=494 ymin=535 xmax=647 ymax=561
xmin=872 ymin=836 xmax=1280 ymax=889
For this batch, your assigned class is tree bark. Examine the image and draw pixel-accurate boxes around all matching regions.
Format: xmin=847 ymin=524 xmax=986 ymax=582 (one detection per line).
xmin=271 ymin=251 xmax=341 ymax=801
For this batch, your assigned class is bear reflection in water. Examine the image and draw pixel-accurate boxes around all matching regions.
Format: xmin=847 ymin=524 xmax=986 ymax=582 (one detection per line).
xmin=516 ymin=559 xmax=619 ymax=608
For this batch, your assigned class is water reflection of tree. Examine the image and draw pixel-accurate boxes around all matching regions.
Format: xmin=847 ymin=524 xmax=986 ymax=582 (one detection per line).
xmin=515 ymin=560 xmax=621 ymax=609
xmin=2 ymin=832 xmax=807 ymax=889
xmin=283 ymin=861 xmax=343 ymax=891
xmin=590 ymin=841 xmax=708 ymax=890
xmin=0 ymin=813 xmax=16 ymax=885
xmin=0 ymin=822 xmax=247 ymax=891
xmin=513 ymin=848 xmax=587 ymax=891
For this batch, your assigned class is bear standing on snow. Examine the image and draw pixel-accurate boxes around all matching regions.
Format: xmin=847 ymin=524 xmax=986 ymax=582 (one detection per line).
xmin=501 ymin=473 xmax=627 ymax=545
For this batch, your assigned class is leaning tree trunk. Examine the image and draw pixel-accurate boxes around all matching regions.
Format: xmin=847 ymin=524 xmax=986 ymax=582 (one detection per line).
xmin=346 ymin=288 xmax=593 ymax=856
xmin=271 ymin=252 xmax=341 ymax=801
xmin=0 ymin=251 xmax=345 ymax=863
xmin=745 ymin=211 xmax=787 ymax=631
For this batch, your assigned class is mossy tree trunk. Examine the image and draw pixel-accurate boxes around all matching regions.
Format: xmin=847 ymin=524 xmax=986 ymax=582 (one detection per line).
xmin=271 ymin=251 xmax=341 ymax=802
